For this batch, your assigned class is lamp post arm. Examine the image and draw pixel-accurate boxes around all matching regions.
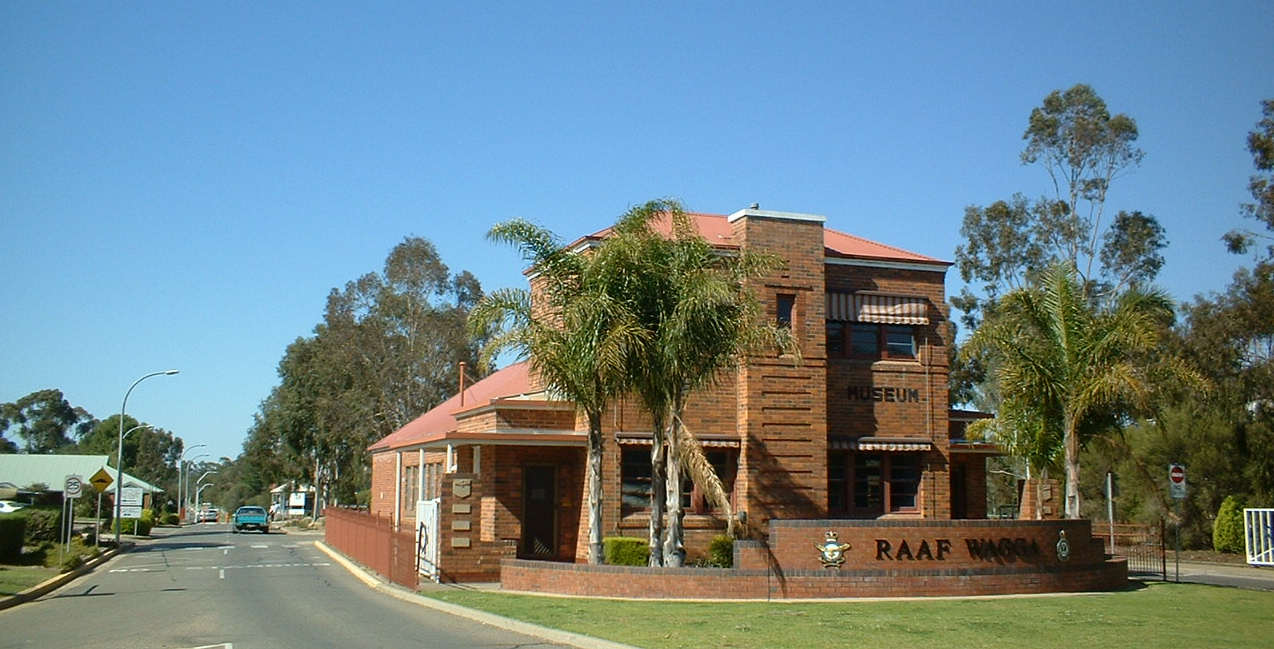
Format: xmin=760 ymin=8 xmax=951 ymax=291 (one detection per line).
xmin=114 ymin=369 xmax=179 ymax=545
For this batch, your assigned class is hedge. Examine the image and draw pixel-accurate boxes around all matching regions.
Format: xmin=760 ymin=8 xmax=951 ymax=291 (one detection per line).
xmin=0 ymin=514 xmax=25 ymax=562
xmin=604 ymin=536 xmax=650 ymax=566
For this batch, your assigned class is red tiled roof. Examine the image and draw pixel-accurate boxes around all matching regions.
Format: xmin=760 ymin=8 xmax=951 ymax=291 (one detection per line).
xmin=571 ymin=212 xmax=949 ymax=266
xmin=368 ymin=361 xmax=535 ymax=452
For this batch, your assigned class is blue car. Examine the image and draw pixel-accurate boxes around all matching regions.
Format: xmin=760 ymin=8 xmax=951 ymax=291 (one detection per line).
xmin=232 ymin=506 xmax=269 ymax=533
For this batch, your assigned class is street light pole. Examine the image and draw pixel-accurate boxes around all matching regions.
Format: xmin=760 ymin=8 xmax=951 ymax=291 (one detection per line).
xmin=114 ymin=369 xmax=179 ymax=545
xmin=177 ymin=444 xmax=206 ymax=524
xmin=194 ymin=471 xmax=217 ymax=520
xmin=185 ymin=455 xmax=208 ymax=521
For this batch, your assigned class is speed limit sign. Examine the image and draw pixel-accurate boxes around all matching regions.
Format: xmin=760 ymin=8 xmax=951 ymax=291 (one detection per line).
xmin=64 ymin=474 xmax=84 ymax=499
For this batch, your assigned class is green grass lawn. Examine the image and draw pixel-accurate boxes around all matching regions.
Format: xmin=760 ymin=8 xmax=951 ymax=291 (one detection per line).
xmin=426 ymin=581 xmax=1274 ymax=649
xmin=0 ymin=565 xmax=57 ymax=596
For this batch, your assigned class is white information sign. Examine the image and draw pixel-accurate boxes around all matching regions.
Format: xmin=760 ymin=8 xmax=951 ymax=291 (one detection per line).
xmin=120 ymin=486 xmax=143 ymax=518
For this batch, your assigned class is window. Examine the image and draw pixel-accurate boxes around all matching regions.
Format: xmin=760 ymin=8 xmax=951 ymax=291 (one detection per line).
xmin=776 ymin=294 xmax=795 ymax=328
xmin=826 ymin=323 xmax=916 ymax=360
xmin=828 ymin=451 xmax=922 ymax=516
xmin=621 ymin=449 xmax=653 ymax=516
xmin=826 ymin=321 xmax=845 ymax=356
xmin=621 ymin=447 xmax=737 ymax=516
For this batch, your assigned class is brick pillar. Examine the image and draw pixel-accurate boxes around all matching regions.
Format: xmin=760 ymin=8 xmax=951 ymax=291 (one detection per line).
xmin=731 ymin=208 xmax=829 ymax=525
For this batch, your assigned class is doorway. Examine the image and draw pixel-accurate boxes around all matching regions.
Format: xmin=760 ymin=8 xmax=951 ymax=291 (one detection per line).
xmin=520 ymin=465 xmax=557 ymax=559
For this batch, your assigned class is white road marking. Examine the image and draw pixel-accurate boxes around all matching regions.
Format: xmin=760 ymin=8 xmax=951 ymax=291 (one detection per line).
xmin=250 ymin=544 xmax=269 ymax=549
xmin=223 ymin=548 xmax=229 ymax=556
xmin=183 ymin=562 xmax=330 ymax=571
xmin=219 ymin=569 xmax=225 ymax=579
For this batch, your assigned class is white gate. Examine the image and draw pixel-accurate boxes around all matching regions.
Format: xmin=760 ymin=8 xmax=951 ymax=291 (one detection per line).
xmin=1244 ymin=508 xmax=1274 ymax=567
xmin=416 ymin=498 xmax=440 ymax=582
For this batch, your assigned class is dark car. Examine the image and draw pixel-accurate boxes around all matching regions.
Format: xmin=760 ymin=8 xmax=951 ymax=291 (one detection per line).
xmin=233 ymin=506 xmax=269 ymax=533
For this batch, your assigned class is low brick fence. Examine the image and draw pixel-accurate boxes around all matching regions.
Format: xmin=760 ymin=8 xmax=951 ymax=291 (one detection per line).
xmin=501 ymin=519 xmax=1128 ymax=599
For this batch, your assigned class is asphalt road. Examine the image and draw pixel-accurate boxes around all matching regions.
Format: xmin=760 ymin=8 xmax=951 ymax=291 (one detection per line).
xmin=0 ymin=524 xmax=571 ymax=649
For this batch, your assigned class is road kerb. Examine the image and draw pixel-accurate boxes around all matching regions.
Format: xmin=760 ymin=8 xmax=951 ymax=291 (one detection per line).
xmin=312 ymin=540 xmax=642 ymax=649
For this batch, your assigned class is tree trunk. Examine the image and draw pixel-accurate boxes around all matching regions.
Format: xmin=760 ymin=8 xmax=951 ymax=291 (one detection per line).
xmin=648 ymin=415 xmax=667 ymax=567
xmin=586 ymin=412 xmax=604 ymax=565
xmin=663 ymin=415 xmax=686 ymax=567
xmin=1064 ymin=414 xmax=1081 ymax=519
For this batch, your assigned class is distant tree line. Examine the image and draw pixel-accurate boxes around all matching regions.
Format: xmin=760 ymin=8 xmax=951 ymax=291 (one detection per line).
xmin=234 ymin=237 xmax=489 ymax=510
xmin=956 ymin=86 xmax=1274 ymax=548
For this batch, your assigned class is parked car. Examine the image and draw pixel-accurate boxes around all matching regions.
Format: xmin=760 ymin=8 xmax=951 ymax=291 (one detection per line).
xmin=232 ymin=506 xmax=269 ymax=533
xmin=0 ymin=500 xmax=24 ymax=514
xmin=198 ymin=508 xmax=219 ymax=523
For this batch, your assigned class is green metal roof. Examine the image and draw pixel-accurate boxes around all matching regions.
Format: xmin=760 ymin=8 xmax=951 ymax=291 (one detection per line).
xmin=0 ymin=453 xmax=164 ymax=493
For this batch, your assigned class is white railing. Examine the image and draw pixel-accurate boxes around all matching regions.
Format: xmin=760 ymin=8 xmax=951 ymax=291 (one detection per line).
xmin=1244 ymin=508 xmax=1274 ymax=567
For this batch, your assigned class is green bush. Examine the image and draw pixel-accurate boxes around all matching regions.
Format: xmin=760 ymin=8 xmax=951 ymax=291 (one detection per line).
xmin=1213 ymin=495 xmax=1247 ymax=553
xmin=707 ymin=535 xmax=734 ymax=568
xmin=603 ymin=536 xmax=649 ymax=566
xmin=19 ymin=506 xmax=62 ymax=543
xmin=0 ymin=514 xmax=25 ymax=563
xmin=161 ymin=512 xmax=179 ymax=525
xmin=114 ymin=515 xmax=153 ymax=536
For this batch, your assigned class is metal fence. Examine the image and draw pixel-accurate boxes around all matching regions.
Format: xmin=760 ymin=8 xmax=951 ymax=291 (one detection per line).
xmin=324 ymin=507 xmax=418 ymax=591
xmin=1245 ymin=508 xmax=1274 ymax=567
xmin=1099 ymin=521 xmax=1166 ymax=580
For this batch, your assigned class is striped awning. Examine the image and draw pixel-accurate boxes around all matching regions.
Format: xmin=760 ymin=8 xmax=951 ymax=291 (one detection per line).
xmin=826 ymin=292 xmax=929 ymax=325
xmin=828 ymin=437 xmax=933 ymax=452
xmin=615 ymin=433 xmax=740 ymax=448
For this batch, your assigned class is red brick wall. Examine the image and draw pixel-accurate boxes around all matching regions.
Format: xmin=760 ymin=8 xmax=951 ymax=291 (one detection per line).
xmin=370 ymin=451 xmax=395 ymax=518
xmin=734 ymin=214 xmax=829 ymax=524
xmin=501 ymin=519 xmax=1126 ymax=598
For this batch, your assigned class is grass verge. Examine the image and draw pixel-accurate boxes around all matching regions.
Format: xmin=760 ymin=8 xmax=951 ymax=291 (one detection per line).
xmin=0 ymin=565 xmax=57 ymax=596
xmin=425 ymin=580 xmax=1274 ymax=649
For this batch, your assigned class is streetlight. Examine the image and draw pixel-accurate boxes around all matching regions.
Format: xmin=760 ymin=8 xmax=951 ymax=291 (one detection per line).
xmin=194 ymin=483 xmax=215 ymax=521
xmin=114 ymin=369 xmax=179 ymax=545
xmin=184 ymin=455 xmax=209 ymax=521
xmin=177 ymin=444 xmax=206 ymax=523
xmin=195 ymin=471 xmax=217 ymax=522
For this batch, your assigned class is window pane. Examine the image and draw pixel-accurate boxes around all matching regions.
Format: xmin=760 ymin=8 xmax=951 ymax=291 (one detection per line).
xmin=851 ymin=324 xmax=878 ymax=357
xmin=853 ymin=454 xmax=883 ymax=510
xmin=777 ymin=294 xmax=795 ymax=328
xmin=826 ymin=321 xmax=845 ymax=356
xmin=889 ymin=455 xmax=920 ymax=511
xmin=827 ymin=452 xmax=847 ymax=513
xmin=885 ymin=326 xmax=915 ymax=358
xmin=621 ymin=449 xmax=652 ymax=514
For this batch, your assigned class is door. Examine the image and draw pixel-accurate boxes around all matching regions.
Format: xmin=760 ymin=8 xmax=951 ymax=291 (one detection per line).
xmin=520 ymin=465 xmax=557 ymax=559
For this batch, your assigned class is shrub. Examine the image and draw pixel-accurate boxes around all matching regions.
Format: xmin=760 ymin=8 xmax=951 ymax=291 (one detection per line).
xmin=114 ymin=515 xmax=153 ymax=536
xmin=161 ymin=512 xmax=179 ymax=525
xmin=1213 ymin=495 xmax=1247 ymax=553
xmin=19 ymin=506 xmax=62 ymax=543
xmin=603 ymin=536 xmax=649 ymax=566
xmin=707 ymin=535 xmax=734 ymax=568
xmin=0 ymin=514 xmax=25 ymax=563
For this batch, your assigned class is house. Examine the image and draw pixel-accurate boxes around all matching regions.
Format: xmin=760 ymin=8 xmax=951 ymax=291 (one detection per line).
xmin=367 ymin=206 xmax=1000 ymax=582
xmin=0 ymin=453 xmax=164 ymax=508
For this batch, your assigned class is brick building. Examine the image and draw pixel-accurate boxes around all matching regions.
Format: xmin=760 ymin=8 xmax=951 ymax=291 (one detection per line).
xmin=367 ymin=207 xmax=999 ymax=581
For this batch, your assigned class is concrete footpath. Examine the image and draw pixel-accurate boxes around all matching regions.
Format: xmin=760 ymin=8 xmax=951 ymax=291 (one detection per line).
xmin=1167 ymin=560 xmax=1274 ymax=591
xmin=313 ymin=540 xmax=642 ymax=649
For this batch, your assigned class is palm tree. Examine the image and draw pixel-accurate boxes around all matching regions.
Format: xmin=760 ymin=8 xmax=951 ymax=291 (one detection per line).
xmin=469 ymin=219 xmax=646 ymax=565
xmin=596 ymin=200 xmax=797 ymax=566
xmin=965 ymin=262 xmax=1177 ymax=518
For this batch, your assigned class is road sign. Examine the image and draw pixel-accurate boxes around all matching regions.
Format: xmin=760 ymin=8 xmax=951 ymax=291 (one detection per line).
xmin=120 ymin=486 xmax=143 ymax=518
xmin=64 ymin=475 xmax=84 ymax=498
xmin=1169 ymin=463 xmax=1187 ymax=499
xmin=89 ymin=468 xmax=113 ymax=493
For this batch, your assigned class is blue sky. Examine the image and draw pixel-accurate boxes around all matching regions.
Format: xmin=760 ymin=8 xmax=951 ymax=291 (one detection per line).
xmin=2 ymin=2 xmax=1272 ymax=461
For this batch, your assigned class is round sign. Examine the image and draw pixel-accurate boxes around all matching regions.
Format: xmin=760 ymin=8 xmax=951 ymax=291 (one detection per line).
xmin=64 ymin=475 xmax=84 ymax=498
xmin=1169 ymin=464 xmax=1186 ymax=484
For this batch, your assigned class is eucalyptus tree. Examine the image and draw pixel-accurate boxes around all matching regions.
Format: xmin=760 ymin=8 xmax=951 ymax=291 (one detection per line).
xmin=469 ymin=219 xmax=646 ymax=565
xmin=964 ymin=262 xmax=1184 ymax=518
xmin=597 ymin=200 xmax=797 ymax=566
xmin=1225 ymin=98 xmax=1274 ymax=260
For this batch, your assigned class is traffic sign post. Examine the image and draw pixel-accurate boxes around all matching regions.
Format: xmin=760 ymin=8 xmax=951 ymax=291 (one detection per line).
xmin=120 ymin=486 xmax=143 ymax=520
xmin=1169 ymin=463 xmax=1187 ymax=582
xmin=1169 ymin=464 xmax=1187 ymax=499
xmin=61 ymin=475 xmax=84 ymax=566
